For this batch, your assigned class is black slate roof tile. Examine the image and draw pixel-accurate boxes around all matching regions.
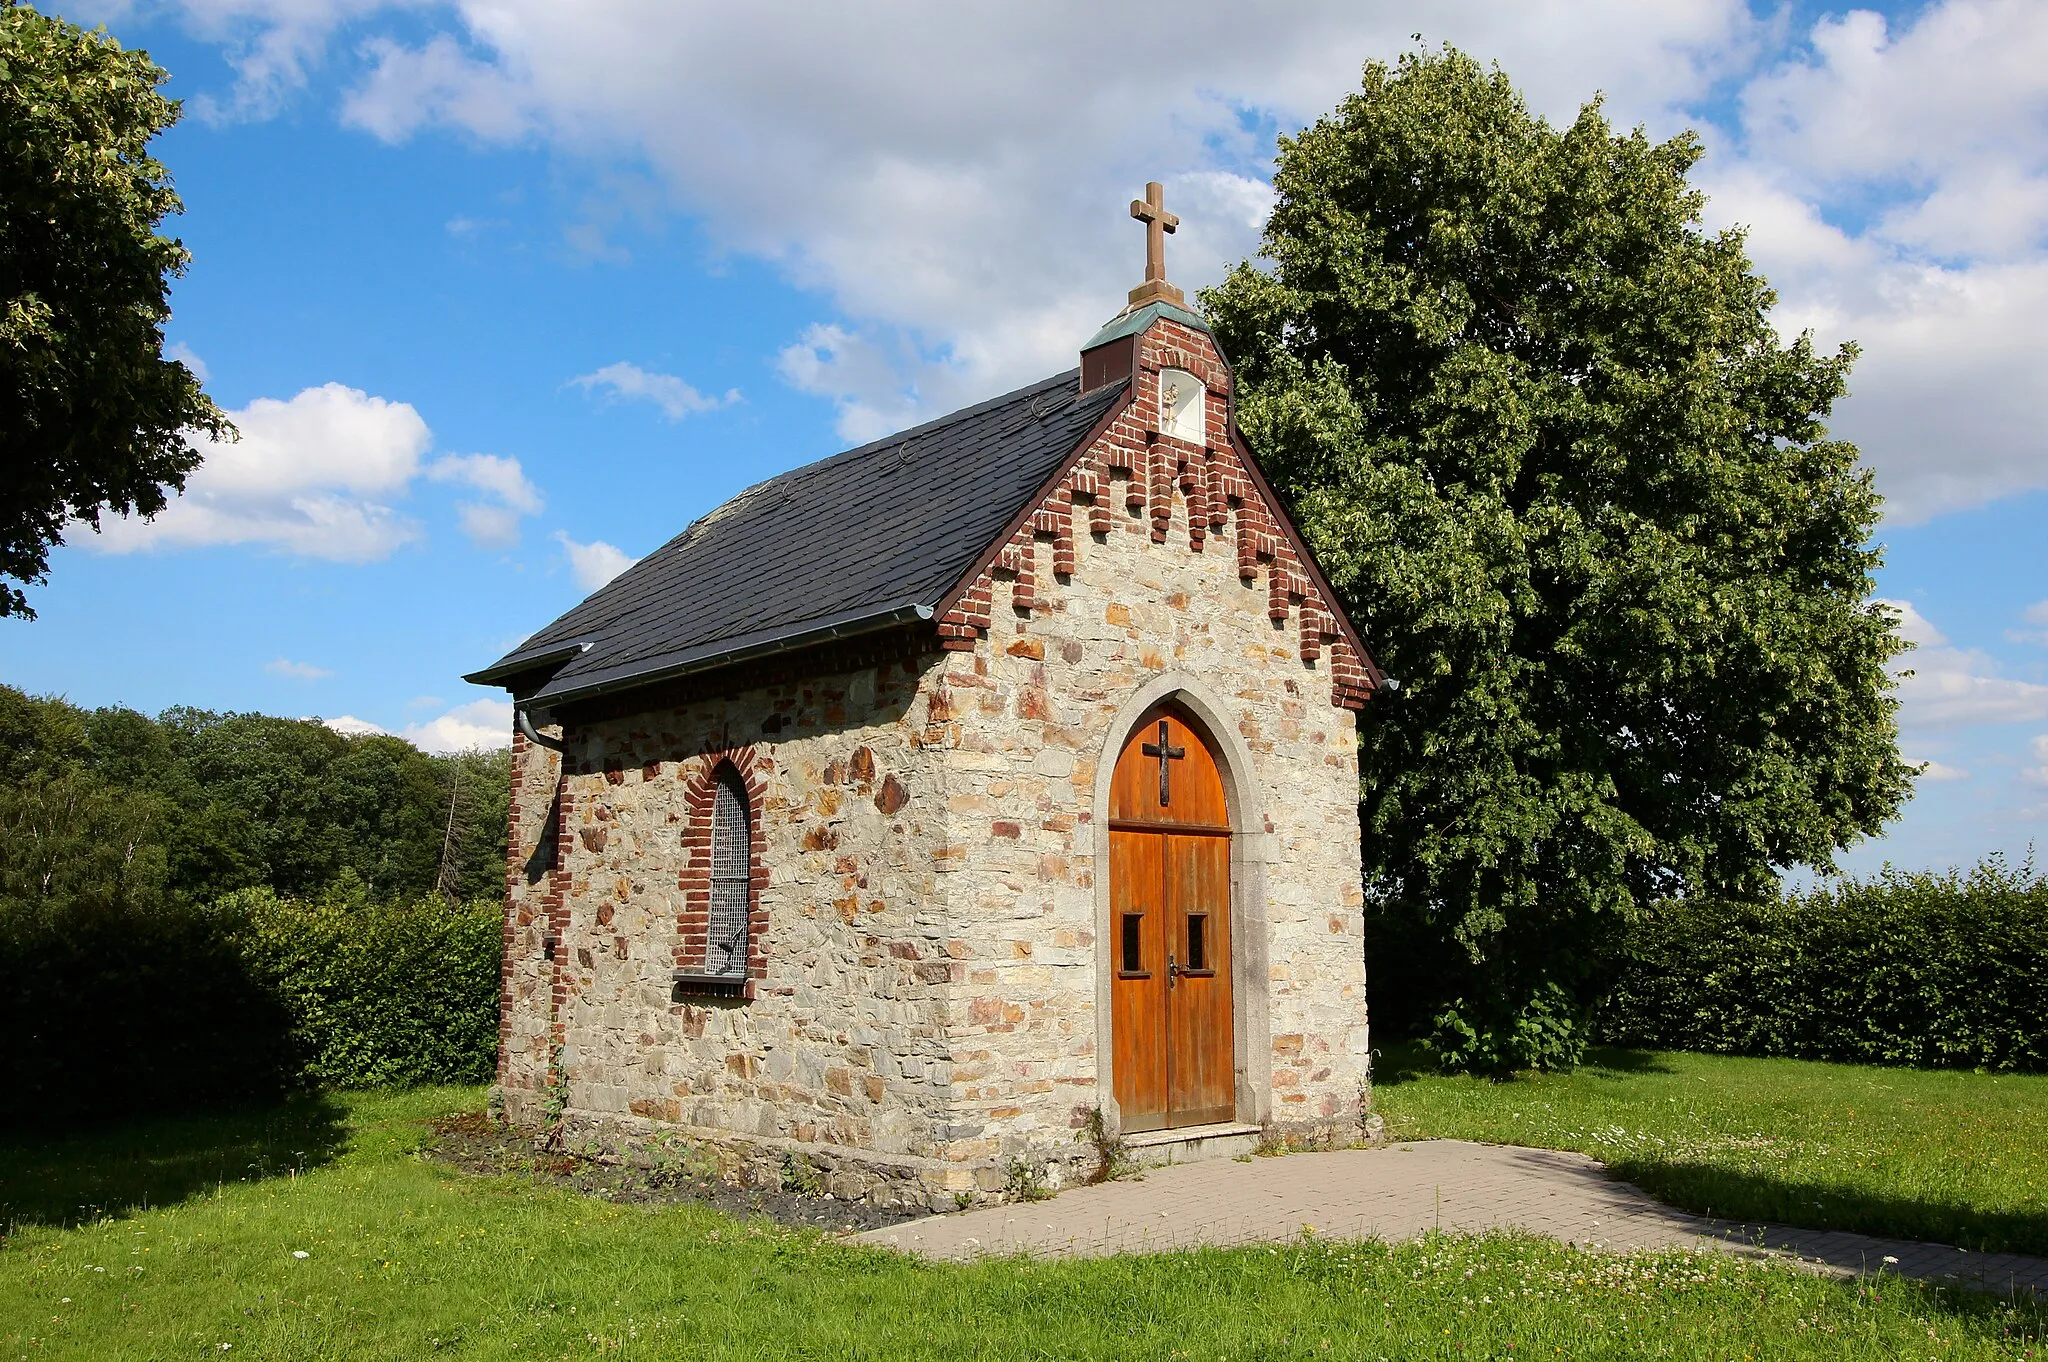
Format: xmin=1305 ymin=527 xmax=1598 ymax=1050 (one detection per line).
xmin=471 ymin=369 xmax=1128 ymax=704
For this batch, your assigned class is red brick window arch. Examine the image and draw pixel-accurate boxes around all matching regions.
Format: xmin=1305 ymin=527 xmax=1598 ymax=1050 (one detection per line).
xmin=705 ymin=768 xmax=752 ymax=976
xmin=676 ymin=750 xmax=767 ymax=997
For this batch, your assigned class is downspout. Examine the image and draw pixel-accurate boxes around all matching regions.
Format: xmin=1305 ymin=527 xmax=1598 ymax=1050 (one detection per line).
xmin=517 ymin=706 xmax=567 ymax=752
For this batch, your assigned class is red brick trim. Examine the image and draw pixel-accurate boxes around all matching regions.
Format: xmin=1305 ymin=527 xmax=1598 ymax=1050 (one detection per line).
xmin=933 ymin=381 xmax=1133 ymax=627
xmin=1226 ymin=426 xmax=1380 ymax=709
xmin=931 ymin=317 xmax=1382 ymax=710
xmin=673 ymin=746 xmax=770 ymax=991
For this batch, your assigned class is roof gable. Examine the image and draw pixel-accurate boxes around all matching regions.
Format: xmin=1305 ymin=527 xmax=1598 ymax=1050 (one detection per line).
xmin=931 ymin=312 xmax=1382 ymax=710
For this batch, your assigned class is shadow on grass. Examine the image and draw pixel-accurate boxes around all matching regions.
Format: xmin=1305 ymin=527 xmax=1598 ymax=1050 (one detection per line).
xmin=0 ymin=1092 xmax=349 ymax=1231
xmin=1578 ymin=1047 xmax=1679 ymax=1076
xmin=1371 ymin=1042 xmax=1677 ymax=1086
xmin=1612 ymin=1159 xmax=2048 ymax=1260
xmin=1369 ymin=1042 xmax=1439 ymax=1085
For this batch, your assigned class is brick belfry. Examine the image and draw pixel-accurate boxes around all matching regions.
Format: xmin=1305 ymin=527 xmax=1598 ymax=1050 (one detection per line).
xmin=467 ymin=183 xmax=1384 ymax=1208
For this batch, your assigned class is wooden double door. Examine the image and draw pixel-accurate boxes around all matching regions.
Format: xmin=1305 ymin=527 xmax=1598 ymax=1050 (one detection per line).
xmin=1110 ymin=709 xmax=1235 ymax=1132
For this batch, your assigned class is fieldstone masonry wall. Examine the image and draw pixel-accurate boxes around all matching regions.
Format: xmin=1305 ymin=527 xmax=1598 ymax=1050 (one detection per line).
xmin=495 ymin=312 xmax=1372 ymax=1207
xmin=500 ymin=644 xmax=959 ymax=1191
xmin=928 ymin=317 xmax=1371 ymax=1173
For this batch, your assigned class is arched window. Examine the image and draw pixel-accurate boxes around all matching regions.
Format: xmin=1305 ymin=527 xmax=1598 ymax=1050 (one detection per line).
xmin=705 ymin=768 xmax=752 ymax=977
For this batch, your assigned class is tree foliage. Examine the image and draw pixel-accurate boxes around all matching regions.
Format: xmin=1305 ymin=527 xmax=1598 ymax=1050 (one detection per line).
xmin=1599 ymin=857 xmax=2048 ymax=1072
xmin=0 ymin=1 xmax=227 ymax=618
xmin=1205 ymin=49 xmax=1912 ymax=1070
xmin=0 ymin=884 xmax=504 ymax=1126
xmin=0 ymin=683 xmax=510 ymax=910
xmin=0 ymin=684 xmax=512 ymax=1125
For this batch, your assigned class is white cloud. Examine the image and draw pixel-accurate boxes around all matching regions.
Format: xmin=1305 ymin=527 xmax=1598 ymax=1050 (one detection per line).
xmin=313 ymin=699 xmax=512 ymax=751
xmin=87 ymin=383 xmax=541 ymax=560
xmin=1708 ymin=166 xmax=2048 ymax=523
xmin=265 ymin=657 xmax=333 ymax=680
xmin=401 ymin=698 xmax=513 ymax=753
xmin=1881 ymin=599 xmax=2048 ymax=729
xmin=346 ymin=32 xmax=532 ymax=141
xmin=776 ymin=325 xmax=938 ymax=445
xmin=147 ymin=0 xmax=2048 ymax=515
xmin=2026 ymin=734 xmax=2048 ymax=786
xmin=1738 ymin=3 xmax=2048 ymax=211
xmin=554 ymin=530 xmax=635 ymax=592
xmin=312 ymin=0 xmax=1754 ymax=438
xmin=1710 ymin=0 xmax=2048 ymax=523
xmin=2007 ymin=599 xmax=2048 ymax=647
xmin=1907 ymin=757 xmax=1970 ymax=782
xmin=427 ymin=452 xmax=543 ymax=548
xmin=1883 ymin=599 xmax=1948 ymax=650
xmin=92 ymin=383 xmax=431 ymax=561
xmin=139 ymin=0 xmax=404 ymax=122
xmin=166 ymin=340 xmax=210 ymax=382
xmin=570 ymin=362 xmax=739 ymax=421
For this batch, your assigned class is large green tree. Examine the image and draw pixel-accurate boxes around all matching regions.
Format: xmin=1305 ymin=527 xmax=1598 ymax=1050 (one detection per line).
xmin=1206 ymin=49 xmax=1912 ymax=1070
xmin=0 ymin=1 xmax=226 ymax=618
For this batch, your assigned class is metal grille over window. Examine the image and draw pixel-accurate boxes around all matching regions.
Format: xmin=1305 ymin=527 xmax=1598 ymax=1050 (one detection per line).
xmin=707 ymin=772 xmax=751 ymax=976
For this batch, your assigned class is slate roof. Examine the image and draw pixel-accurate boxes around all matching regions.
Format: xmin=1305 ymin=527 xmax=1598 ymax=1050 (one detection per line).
xmin=468 ymin=369 xmax=1129 ymax=706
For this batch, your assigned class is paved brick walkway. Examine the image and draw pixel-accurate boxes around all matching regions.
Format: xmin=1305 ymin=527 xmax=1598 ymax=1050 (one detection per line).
xmin=856 ymin=1140 xmax=2048 ymax=1295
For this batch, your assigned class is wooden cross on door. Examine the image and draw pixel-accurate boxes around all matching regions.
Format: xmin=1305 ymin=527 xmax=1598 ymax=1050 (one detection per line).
xmin=1141 ymin=719 xmax=1186 ymax=806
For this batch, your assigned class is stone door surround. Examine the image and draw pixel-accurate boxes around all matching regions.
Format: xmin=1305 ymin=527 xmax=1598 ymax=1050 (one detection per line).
xmin=1092 ymin=674 xmax=1274 ymax=1137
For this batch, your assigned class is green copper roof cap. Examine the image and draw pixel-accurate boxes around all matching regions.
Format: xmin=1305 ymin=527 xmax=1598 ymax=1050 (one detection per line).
xmin=1081 ymin=299 xmax=1210 ymax=352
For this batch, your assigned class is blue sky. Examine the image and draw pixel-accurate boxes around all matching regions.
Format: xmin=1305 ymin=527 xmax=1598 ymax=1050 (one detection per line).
xmin=3 ymin=0 xmax=2043 ymax=877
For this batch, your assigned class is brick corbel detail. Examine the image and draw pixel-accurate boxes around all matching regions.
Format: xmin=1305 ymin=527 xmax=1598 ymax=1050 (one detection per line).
xmin=936 ymin=319 xmax=1378 ymax=710
xmin=672 ymin=745 xmax=771 ymax=985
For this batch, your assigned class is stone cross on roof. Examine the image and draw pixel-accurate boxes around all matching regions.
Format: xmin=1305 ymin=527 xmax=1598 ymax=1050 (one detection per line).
xmin=1127 ymin=181 xmax=1186 ymax=308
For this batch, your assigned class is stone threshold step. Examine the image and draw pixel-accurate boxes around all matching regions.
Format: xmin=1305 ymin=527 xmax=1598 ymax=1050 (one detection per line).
xmin=1126 ymin=1121 xmax=1264 ymax=1149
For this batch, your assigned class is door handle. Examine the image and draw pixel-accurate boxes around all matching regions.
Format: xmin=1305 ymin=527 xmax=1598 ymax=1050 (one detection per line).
xmin=1167 ymin=951 xmax=1179 ymax=985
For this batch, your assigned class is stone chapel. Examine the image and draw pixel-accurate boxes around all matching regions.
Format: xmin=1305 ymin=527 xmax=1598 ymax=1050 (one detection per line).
xmin=467 ymin=185 xmax=1385 ymax=1207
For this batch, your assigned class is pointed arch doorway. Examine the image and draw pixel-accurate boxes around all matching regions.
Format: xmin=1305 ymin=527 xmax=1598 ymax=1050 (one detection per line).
xmin=1109 ymin=705 xmax=1236 ymax=1131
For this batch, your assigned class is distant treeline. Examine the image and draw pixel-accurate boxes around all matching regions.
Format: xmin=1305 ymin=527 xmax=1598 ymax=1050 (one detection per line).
xmin=0 ymin=683 xmax=512 ymax=1127
xmin=0 ymin=683 xmax=509 ymax=911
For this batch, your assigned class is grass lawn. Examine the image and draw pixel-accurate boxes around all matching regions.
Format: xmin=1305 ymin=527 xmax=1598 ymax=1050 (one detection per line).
xmin=1373 ymin=1046 xmax=2048 ymax=1257
xmin=2 ymin=1088 xmax=2043 ymax=1360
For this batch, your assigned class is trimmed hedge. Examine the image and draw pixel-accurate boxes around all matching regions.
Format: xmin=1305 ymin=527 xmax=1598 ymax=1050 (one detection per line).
xmin=1598 ymin=860 xmax=2048 ymax=1071
xmin=0 ymin=890 xmax=502 ymax=1128
xmin=233 ymin=889 xmax=503 ymax=1090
